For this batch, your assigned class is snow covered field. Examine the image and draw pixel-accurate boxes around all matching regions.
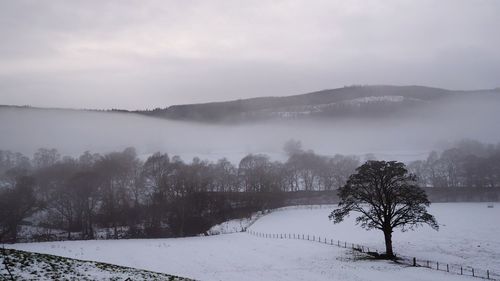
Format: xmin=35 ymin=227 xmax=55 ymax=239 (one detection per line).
xmin=250 ymin=203 xmax=500 ymax=273
xmin=7 ymin=233 xmax=476 ymax=281
xmin=6 ymin=203 xmax=496 ymax=281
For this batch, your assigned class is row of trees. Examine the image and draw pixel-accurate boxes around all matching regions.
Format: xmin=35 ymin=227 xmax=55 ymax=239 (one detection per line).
xmin=1 ymin=139 xmax=498 ymax=242
xmin=0 ymin=141 xmax=360 ymax=242
xmin=408 ymin=140 xmax=500 ymax=188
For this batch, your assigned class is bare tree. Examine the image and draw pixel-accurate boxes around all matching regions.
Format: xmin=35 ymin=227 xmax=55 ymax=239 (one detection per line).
xmin=0 ymin=176 xmax=40 ymax=242
xmin=67 ymin=171 xmax=100 ymax=239
xmin=238 ymin=154 xmax=272 ymax=192
xmin=33 ymin=148 xmax=60 ymax=169
xmin=329 ymin=160 xmax=438 ymax=258
xmin=95 ymin=147 xmax=139 ymax=238
xmin=211 ymin=158 xmax=238 ymax=192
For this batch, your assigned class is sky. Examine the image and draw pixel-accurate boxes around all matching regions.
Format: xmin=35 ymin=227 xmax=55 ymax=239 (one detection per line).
xmin=1 ymin=0 xmax=499 ymax=110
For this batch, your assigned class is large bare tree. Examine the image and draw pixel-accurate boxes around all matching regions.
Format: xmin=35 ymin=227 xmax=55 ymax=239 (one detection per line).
xmin=329 ymin=160 xmax=439 ymax=258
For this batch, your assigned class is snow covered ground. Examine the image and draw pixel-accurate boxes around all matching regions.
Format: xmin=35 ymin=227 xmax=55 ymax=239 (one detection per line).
xmin=206 ymin=217 xmax=251 ymax=235
xmin=250 ymin=203 xmax=500 ymax=273
xmin=0 ymin=248 xmax=191 ymax=280
xmin=206 ymin=210 xmax=267 ymax=235
xmin=5 ymin=203 xmax=496 ymax=281
xmin=7 ymin=233 xmax=477 ymax=281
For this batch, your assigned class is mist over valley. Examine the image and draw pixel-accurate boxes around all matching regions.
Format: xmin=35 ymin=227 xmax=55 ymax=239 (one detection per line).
xmin=2 ymin=85 xmax=499 ymax=163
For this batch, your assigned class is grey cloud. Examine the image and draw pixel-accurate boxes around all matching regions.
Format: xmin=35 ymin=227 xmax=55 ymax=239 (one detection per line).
xmin=0 ymin=0 xmax=499 ymax=109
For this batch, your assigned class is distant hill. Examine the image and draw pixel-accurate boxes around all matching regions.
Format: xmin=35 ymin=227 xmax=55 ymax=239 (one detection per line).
xmin=134 ymin=85 xmax=499 ymax=122
xmin=2 ymin=85 xmax=499 ymax=123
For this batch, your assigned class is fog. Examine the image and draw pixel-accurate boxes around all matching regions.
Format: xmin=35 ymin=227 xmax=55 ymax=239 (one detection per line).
xmin=1 ymin=94 xmax=499 ymax=163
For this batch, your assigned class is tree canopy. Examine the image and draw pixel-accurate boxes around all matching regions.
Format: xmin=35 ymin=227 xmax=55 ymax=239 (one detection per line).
xmin=329 ymin=160 xmax=438 ymax=257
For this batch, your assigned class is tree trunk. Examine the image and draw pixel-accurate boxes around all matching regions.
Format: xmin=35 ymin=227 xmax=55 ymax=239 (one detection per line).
xmin=383 ymin=228 xmax=394 ymax=258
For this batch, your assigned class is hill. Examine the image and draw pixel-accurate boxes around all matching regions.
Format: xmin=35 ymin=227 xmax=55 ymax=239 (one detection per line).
xmin=0 ymin=248 xmax=191 ymax=280
xmin=135 ymin=85 xmax=500 ymax=122
xmin=2 ymin=85 xmax=499 ymax=123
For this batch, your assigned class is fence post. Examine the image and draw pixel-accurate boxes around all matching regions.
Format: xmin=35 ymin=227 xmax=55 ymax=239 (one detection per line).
xmin=437 ymin=262 xmax=439 ymax=270
xmin=472 ymin=268 xmax=474 ymax=277
xmin=308 ymin=235 xmax=309 ymax=240
xmin=446 ymin=264 xmax=449 ymax=272
xmin=345 ymin=242 xmax=347 ymax=248
xmin=487 ymin=270 xmax=489 ymax=279
xmin=331 ymin=239 xmax=333 ymax=245
xmin=413 ymin=257 xmax=416 ymax=266
xmin=460 ymin=266 xmax=463 ymax=275
xmin=427 ymin=260 xmax=429 ymax=268
xmin=338 ymin=240 xmax=340 ymax=247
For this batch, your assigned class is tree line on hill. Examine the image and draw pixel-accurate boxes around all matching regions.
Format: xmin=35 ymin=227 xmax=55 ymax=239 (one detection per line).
xmin=1 ymin=139 xmax=499 ymax=243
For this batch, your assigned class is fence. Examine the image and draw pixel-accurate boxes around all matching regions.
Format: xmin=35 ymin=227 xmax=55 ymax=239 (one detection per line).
xmin=398 ymin=256 xmax=499 ymax=280
xmin=246 ymin=229 xmax=499 ymax=281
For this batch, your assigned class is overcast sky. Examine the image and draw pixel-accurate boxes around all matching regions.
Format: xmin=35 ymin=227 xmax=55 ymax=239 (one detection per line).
xmin=1 ymin=0 xmax=499 ymax=110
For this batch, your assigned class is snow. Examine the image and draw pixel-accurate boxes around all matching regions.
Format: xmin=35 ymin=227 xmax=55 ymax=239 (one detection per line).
xmin=0 ymin=248 xmax=190 ymax=280
xmin=6 ymin=234 xmax=476 ymax=281
xmin=341 ymin=95 xmax=415 ymax=105
xmin=206 ymin=210 xmax=266 ymax=235
xmin=6 ymin=203 xmax=494 ymax=281
xmin=206 ymin=217 xmax=251 ymax=235
xmin=250 ymin=203 xmax=500 ymax=273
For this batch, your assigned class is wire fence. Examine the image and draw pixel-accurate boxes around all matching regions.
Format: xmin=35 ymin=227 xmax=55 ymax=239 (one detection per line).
xmin=246 ymin=229 xmax=499 ymax=280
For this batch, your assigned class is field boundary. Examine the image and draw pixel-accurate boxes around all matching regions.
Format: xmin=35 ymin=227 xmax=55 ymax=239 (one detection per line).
xmin=246 ymin=205 xmax=499 ymax=281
